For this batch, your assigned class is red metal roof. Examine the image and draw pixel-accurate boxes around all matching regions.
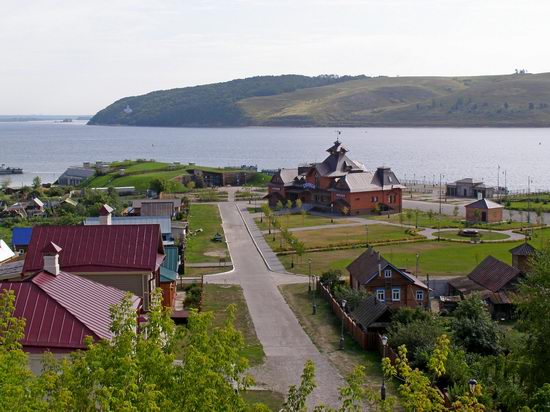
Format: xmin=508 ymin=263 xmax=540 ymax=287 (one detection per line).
xmin=23 ymin=225 xmax=164 ymax=274
xmin=468 ymin=256 xmax=521 ymax=292
xmin=0 ymin=271 xmax=140 ymax=351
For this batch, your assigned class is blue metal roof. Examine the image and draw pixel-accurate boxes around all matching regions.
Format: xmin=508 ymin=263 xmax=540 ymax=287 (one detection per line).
xmin=161 ymin=246 xmax=179 ymax=272
xmin=160 ymin=266 xmax=178 ymax=283
xmin=12 ymin=227 xmax=32 ymax=246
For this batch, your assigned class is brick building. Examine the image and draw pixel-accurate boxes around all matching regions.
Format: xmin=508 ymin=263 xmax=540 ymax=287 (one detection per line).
xmin=465 ymin=198 xmax=504 ymax=223
xmin=267 ymin=140 xmax=404 ymax=215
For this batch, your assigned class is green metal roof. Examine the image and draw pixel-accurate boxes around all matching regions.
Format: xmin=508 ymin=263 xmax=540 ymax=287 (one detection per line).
xmin=160 ymin=266 xmax=178 ymax=283
xmin=161 ymin=246 xmax=179 ymax=272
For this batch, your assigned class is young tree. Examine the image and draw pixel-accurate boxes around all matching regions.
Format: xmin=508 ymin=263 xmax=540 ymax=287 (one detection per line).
xmin=286 ymin=199 xmax=293 ymax=210
xmin=383 ymin=335 xmax=451 ymax=412
xmin=427 ymin=209 xmax=435 ymax=222
xmin=405 ymin=209 xmax=413 ymax=226
xmin=517 ymin=247 xmax=550 ymax=388
xmin=32 ymin=176 xmax=42 ymax=192
xmin=275 ymin=200 xmax=283 ymax=212
xmin=451 ymin=295 xmax=502 ymax=355
xmin=295 ymin=198 xmax=302 ymax=210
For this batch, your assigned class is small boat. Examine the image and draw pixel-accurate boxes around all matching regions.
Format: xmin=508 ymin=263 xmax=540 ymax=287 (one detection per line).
xmin=0 ymin=164 xmax=23 ymax=175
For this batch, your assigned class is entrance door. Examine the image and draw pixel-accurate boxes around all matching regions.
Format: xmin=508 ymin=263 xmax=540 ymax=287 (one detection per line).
xmin=481 ymin=211 xmax=487 ymax=222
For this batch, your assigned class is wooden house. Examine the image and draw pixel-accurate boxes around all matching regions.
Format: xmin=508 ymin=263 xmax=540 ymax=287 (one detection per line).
xmin=347 ymin=247 xmax=429 ymax=309
xmin=1 ymin=242 xmax=141 ymax=373
xmin=22 ymin=224 xmax=164 ymax=310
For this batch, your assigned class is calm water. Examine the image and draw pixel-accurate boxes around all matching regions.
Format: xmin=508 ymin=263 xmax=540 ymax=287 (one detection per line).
xmin=0 ymin=120 xmax=549 ymax=190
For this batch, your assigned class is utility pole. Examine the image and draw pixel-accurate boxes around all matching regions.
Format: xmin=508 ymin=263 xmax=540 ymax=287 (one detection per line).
xmin=497 ymin=165 xmax=500 ymax=199
xmin=527 ymin=176 xmax=532 ymax=224
xmin=439 ymin=174 xmax=443 ymax=215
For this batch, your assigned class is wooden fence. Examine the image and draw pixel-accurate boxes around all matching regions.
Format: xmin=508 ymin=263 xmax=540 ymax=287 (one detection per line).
xmin=318 ymin=281 xmax=397 ymax=362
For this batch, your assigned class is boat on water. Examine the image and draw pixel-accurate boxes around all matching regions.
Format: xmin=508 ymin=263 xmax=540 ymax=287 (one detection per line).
xmin=0 ymin=164 xmax=23 ymax=175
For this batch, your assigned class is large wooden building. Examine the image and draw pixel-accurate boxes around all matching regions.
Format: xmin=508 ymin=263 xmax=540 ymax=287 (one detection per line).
xmin=267 ymin=140 xmax=404 ymax=215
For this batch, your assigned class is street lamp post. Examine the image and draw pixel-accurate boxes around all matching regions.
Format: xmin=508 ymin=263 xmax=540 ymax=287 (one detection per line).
xmin=308 ymin=258 xmax=312 ymax=292
xmin=331 ymin=202 xmax=334 ymax=223
xmin=381 ymin=335 xmax=388 ymax=400
xmin=415 ymin=253 xmax=420 ymax=277
xmin=366 ymin=224 xmax=369 ymax=248
xmin=339 ymin=299 xmax=347 ymax=350
xmin=312 ymin=276 xmax=317 ymax=315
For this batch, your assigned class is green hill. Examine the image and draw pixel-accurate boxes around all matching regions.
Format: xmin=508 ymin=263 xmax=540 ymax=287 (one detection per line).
xmin=90 ymin=73 xmax=550 ymax=127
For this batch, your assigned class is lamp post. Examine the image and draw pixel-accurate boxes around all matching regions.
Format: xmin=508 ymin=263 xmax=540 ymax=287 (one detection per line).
xmin=415 ymin=253 xmax=420 ymax=277
xmin=366 ymin=224 xmax=369 ymax=248
xmin=331 ymin=202 xmax=334 ymax=223
xmin=308 ymin=258 xmax=312 ymax=292
xmin=312 ymin=275 xmax=317 ymax=315
xmin=381 ymin=335 xmax=388 ymax=400
xmin=339 ymin=299 xmax=347 ymax=350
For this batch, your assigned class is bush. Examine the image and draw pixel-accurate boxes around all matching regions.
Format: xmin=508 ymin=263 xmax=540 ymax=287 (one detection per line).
xmin=320 ymin=269 xmax=343 ymax=291
xmin=184 ymin=284 xmax=202 ymax=307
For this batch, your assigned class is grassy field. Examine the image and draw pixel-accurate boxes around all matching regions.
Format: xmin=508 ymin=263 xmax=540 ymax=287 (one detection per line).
xmin=202 ymin=284 xmax=264 ymax=366
xmin=85 ymin=169 xmax=188 ymax=191
xmin=432 ymin=230 xmax=511 ymax=241
xmin=255 ymin=213 xmax=353 ymax=231
xmin=506 ymin=200 xmax=550 ymax=213
xmin=280 ymin=240 xmax=526 ymax=276
xmin=0 ymin=226 xmax=12 ymax=245
xmin=186 ymin=204 xmax=229 ymax=263
xmin=184 ymin=266 xmax=233 ymax=277
xmin=279 ymin=284 xmax=389 ymax=390
xmin=265 ymin=224 xmax=421 ymax=252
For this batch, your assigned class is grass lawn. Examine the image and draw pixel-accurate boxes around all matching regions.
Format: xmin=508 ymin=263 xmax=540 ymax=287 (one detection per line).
xmin=432 ymin=230 xmax=510 ymax=241
xmin=506 ymin=200 xmax=550 ymax=213
xmin=265 ymin=224 xmax=421 ymax=252
xmin=184 ymin=266 xmax=232 ymax=277
xmin=186 ymin=204 xmax=230 ymax=263
xmin=279 ymin=284 xmax=389 ymax=390
xmin=0 ymin=226 xmax=12 ymax=245
xmin=369 ymin=209 xmax=463 ymax=228
xmin=242 ymin=390 xmax=284 ymax=411
xmin=202 ymin=284 xmax=264 ymax=366
xmin=530 ymin=227 xmax=550 ymax=248
xmin=370 ymin=209 xmax=538 ymax=231
xmin=281 ymin=240 xmax=527 ymax=276
xmin=255 ymin=213 xmax=353 ymax=231
xmin=85 ymin=169 xmax=188 ymax=191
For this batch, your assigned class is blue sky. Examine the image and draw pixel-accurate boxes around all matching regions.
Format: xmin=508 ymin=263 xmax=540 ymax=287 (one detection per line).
xmin=1 ymin=0 xmax=548 ymax=114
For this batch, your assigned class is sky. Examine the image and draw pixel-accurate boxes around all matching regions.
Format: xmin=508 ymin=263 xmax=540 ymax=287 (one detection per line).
xmin=1 ymin=0 xmax=549 ymax=115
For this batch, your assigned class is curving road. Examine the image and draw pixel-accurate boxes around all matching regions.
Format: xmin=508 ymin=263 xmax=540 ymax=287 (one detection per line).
xmin=205 ymin=202 xmax=342 ymax=408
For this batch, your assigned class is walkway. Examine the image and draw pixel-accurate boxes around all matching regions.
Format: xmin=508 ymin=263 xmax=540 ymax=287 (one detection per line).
xmin=418 ymin=227 xmax=525 ymax=242
xmin=205 ymin=202 xmax=342 ymax=407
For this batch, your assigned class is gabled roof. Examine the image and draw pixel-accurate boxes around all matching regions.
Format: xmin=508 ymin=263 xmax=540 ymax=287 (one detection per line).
xmin=0 ymin=271 xmax=140 ymax=350
xmin=84 ymin=216 xmax=172 ymax=235
xmin=23 ymin=225 xmax=164 ymax=274
xmin=468 ymin=256 xmax=521 ymax=292
xmin=12 ymin=227 xmax=32 ymax=246
xmin=350 ymin=295 xmax=391 ymax=329
xmin=0 ymin=260 xmax=24 ymax=280
xmin=347 ymin=247 xmax=428 ymax=289
xmin=509 ymin=243 xmax=536 ymax=256
xmin=141 ymin=202 xmax=174 ymax=217
xmin=132 ymin=198 xmax=182 ymax=208
xmin=465 ymin=199 xmax=503 ymax=210
xmin=99 ymin=204 xmax=114 ymax=215
xmin=59 ymin=167 xmax=95 ymax=179
xmin=160 ymin=266 xmax=178 ymax=283
xmin=273 ymin=168 xmax=299 ymax=186
xmin=311 ymin=140 xmax=365 ymax=178
xmin=0 ymin=239 xmax=15 ymax=263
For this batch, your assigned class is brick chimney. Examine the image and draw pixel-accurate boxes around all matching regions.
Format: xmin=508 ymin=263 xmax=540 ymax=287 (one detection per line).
xmin=99 ymin=204 xmax=113 ymax=225
xmin=42 ymin=242 xmax=62 ymax=276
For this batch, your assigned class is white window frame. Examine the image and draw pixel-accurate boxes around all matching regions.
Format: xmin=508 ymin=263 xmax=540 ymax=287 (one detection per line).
xmin=384 ymin=269 xmax=392 ymax=278
xmin=376 ymin=288 xmax=385 ymax=302
xmin=392 ymin=288 xmax=401 ymax=301
xmin=416 ymin=290 xmax=424 ymax=301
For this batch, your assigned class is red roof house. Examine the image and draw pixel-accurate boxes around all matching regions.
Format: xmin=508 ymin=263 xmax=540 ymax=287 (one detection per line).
xmin=23 ymin=225 xmax=164 ymax=310
xmin=1 ymin=243 xmax=141 ymax=353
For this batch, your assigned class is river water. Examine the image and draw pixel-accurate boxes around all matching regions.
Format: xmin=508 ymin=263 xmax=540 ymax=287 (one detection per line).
xmin=1 ymin=120 xmax=549 ymax=190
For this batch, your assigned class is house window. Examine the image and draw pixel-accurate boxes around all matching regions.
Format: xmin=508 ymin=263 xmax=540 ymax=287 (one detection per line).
xmin=371 ymin=196 xmax=378 ymax=202
xmin=392 ymin=288 xmax=401 ymax=301
xmin=376 ymin=288 xmax=385 ymax=301
xmin=416 ymin=290 xmax=424 ymax=301
xmin=384 ymin=269 xmax=392 ymax=278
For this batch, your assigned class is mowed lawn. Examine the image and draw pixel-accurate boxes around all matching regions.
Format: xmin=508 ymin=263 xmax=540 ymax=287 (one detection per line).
xmin=254 ymin=213 xmax=353 ymax=231
xmin=186 ymin=204 xmax=229 ymax=263
xmin=265 ymin=224 xmax=421 ymax=252
xmin=280 ymin=240 xmax=527 ymax=276
xmin=202 ymin=284 xmax=264 ymax=366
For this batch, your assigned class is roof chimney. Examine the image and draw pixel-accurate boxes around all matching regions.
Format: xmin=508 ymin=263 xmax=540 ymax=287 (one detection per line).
xmin=42 ymin=242 xmax=62 ymax=276
xmin=99 ymin=204 xmax=113 ymax=225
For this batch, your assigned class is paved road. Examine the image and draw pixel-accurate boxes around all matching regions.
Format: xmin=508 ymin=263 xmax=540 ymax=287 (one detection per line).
xmin=205 ymin=202 xmax=342 ymax=407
